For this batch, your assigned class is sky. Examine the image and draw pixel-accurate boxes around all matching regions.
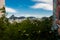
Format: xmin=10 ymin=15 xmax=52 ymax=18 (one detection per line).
xmin=5 ymin=0 xmax=53 ymax=18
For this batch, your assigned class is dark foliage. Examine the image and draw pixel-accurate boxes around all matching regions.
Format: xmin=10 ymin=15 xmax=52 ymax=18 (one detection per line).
xmin=0 ymin=15 xmax=55 ymax=40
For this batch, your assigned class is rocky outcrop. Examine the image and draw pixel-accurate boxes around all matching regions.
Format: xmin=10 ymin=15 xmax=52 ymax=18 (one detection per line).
xmin=0 ymin=0 xmax=5 ymax=17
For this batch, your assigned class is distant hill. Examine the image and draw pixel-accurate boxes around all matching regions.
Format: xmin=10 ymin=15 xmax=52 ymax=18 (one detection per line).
xmin=9 ymin=15 xmax=36 ymax=20
xmin=9 ymin=15 xmax=26 ymax=20
xmin=8 ymin=15 xmax=37 ymax=23
xmin=8 ymin=15 xmax=51 ymax=23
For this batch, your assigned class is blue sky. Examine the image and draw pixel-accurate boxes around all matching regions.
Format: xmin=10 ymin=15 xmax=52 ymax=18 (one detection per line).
xmin=5 ymin=0 xmax=53 ymax=18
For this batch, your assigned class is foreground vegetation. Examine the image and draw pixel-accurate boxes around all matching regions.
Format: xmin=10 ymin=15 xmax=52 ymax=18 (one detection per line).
xmin=0 ymin=6 xmax=59 ymax=40
xmin=0 ymin=15 xmax=56 ymax=40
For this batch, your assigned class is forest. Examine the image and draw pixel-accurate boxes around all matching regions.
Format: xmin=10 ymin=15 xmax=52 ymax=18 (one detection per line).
xmin=0 ymin=7 xmax=56 ymax=40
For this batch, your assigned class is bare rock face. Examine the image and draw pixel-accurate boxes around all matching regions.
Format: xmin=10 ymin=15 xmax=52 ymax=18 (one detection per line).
xmin=0 ymin=0 xmax=5 ymax=8
xmin=57 ymin=0 xmax=60 ymax=5
xmin=0 ymin=0 xmax=5 ymax=17
xmin=56 ymin=0 xmax=60 ymax=36
xmin=56 ymin=0 xmax=60 ymax=25
xmin=58 ymin=28 xmax=60 ymax=35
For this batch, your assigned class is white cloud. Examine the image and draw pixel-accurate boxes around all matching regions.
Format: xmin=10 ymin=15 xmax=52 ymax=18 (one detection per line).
xmin=31 ymin=0 xmax=53 ymax=10
xmin=24 ymin=14 xmax=50 ymax=18
xmin=31 ymin=3 xmax=53 ymax=10
xmin=14 ymin=14 xmax=51 ymax=18
xmin=5 ymin=7 xmax=17 ymax=13
xmin=33 ymin=0 xmax=53 ymax=4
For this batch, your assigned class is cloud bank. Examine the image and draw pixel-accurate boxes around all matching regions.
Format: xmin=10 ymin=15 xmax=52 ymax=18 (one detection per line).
xmin=31 ymin=0 xmax=53 ymax=10
xmin=5 ymin=7 xmax=17 ymax=13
